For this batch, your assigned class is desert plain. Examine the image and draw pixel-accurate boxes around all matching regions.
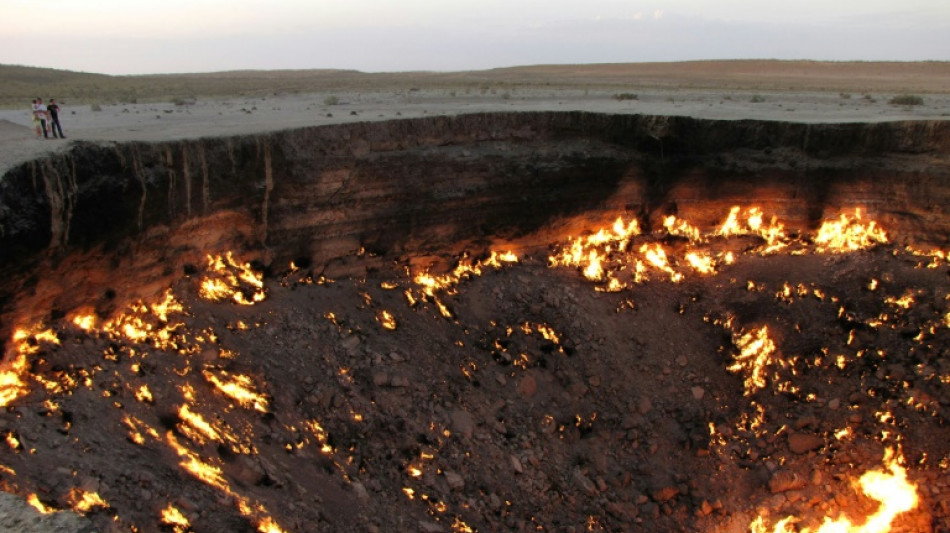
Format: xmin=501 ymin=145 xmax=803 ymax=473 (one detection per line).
xmin=2 ymin=60 xmax=950 ymax=175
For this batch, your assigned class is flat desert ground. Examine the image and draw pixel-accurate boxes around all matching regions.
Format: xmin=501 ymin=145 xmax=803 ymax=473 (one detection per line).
xmin=1 ymin=61 xmax=949 ymax=176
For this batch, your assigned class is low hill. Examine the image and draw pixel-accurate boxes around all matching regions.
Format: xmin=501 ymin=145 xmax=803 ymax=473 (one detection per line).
xmin=2 ymin=60 xmax=949 ymax=108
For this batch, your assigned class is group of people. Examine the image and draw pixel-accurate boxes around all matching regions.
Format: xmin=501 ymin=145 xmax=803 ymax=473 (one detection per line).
xmin=31 ymin=98 xmax=66 ymax=139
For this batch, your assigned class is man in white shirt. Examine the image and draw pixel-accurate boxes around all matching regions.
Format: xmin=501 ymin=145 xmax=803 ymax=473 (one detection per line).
xmin=33 ymin=98 xmax=49 ymax=139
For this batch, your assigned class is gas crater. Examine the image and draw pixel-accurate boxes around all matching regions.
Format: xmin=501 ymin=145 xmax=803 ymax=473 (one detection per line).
xmin=0 ymin=112 xmax=949 ymax=532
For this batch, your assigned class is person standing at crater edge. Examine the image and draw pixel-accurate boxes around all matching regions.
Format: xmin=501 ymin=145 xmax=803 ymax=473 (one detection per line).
xmin=30 ymin=99 xmax=43 ymax=138
xmin=33 ymin=97 xmax=49 ymax=139
xmin=47 ymin=98 xmax=66 ymax=139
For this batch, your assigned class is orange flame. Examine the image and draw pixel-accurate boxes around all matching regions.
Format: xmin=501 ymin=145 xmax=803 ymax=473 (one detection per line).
xmin=200 ymin=252 xmax=266 ymax=305
xmin=161 ymin=503 xmax=191 ymax=531
xmin=815 ymin=209 xmax=888 ymax=253
xmin=66 ymin=488 xmax=109 ymax=514
xmin=751 ymin=449 xmax=918 ymax=533
xmin=727 ymin=326 xmax=777 ymax=396
xmin=202 ymin=370 xmax=269 ymax=412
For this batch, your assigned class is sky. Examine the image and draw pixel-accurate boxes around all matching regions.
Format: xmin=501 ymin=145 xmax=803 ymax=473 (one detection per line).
xmin=2 ymin=0 xmax=948 ymax=75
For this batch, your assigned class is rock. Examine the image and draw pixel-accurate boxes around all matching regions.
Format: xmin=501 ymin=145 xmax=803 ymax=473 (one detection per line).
xmin=372 ymin=371 xmax=389 ymax=386
xmin=351 ymin=481 xmax=370 ymax=500
xmin=510 ymin=455 xmax=524 ymax=474
xmin=769 ymin=471 xmax=807 ymax=493
xmin=517 ymin=374 xmax=537 ymax=397
xmin=450 ymin=410 xmax=475 ymax=439
xmin=827 ymin=398 xmax=840 ymax=410
xmin=606 ymin=501 xmax=640 ymax=520
xmin=419 ymin=521 xmax=445 ymax=533
xmin=573 ymin=469 xmax=599 ymax=496
xmin=787 ymin=433 xmax=824 ymax=454
xmin=691 ymin=386 xmax=705 ymax=400
xmin=444 ymin=471 xmax=465 ymax=491
xmin=637 ymin=397 xmax=653 ymax=415
xmin=651 ymin=486 xmax=679 ymax=502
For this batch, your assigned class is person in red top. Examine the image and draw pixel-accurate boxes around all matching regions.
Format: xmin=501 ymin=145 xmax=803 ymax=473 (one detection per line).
xmin=47 ymin=98 xmax=66 ymax=139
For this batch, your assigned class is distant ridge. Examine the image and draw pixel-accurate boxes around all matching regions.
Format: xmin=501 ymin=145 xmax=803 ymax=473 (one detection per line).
xmin=2 ymin=60 xmax=948 ymax=108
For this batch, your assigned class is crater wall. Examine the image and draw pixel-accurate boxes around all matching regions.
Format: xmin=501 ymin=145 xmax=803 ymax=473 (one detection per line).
xmin=2 ymin=112 xmax=949 ymax=346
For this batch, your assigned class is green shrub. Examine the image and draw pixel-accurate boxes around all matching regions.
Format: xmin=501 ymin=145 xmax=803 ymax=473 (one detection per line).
xmin=888 ymin=94 xmax=923 ymax=106
xmin=613 ymin=93 xmax=638 ymax=101
xmin=750 ymin=95 xmax=765 ymax=103
xmin=323 ymin=95 xmax=339 ymax=105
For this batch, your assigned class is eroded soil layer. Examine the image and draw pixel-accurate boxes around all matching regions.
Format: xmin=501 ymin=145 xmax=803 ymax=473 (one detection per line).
xmin=1 ymin=113 xmax=949 ymax=346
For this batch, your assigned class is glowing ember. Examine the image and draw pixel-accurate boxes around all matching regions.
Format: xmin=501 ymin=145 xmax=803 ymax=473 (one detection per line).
xmin=751 ymin=449 xmax=918 ymax=533
xmin=814 ymin=209 xmax=888 ymax=253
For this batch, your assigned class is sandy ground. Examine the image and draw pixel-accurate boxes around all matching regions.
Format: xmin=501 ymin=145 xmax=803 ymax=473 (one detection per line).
xmin=2 ymin=87 xmax=949 ymax=176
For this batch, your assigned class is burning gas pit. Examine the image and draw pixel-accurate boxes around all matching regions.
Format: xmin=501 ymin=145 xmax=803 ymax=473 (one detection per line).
xmin=0 ymin=114 xmax=949 ymax=532
xmin=1 ymin=205 xmax=948 ymax=533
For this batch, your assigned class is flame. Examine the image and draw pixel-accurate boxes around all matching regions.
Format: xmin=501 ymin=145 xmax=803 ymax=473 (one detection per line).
xmin=0 ymin=352 xmax=29 ymax=407
xmin=685 ymin=250 xmax=717 ymax=274
xmin=815 ymin=209 xmax=887 ymax=253
xmin=549 ymin=216 xmax=640 ymax=280
xmin=663 ymin=215 xmax=702 ymax=242
xmin=67 ymin=488 xmax=109 ymax=514
xmin=26 ymin=494 xmax=55 ymax=514
xmin=378 ymin=310 xmax=397 ymax=330
xmin=640 ymin=243 xmax=683 ymax=283
xmin=751 ymin=449 xmax=917 ymax=533
xmin=135 ymin=385 xmax=153 ymax=403
xmin=203 ymin=370 xmax=269 ymax=412
xmin=167 ymin=431 xmax=229 ymax=490
xmin=161 ymin=504 xmax=191 ymax=531
xmin=1 ymin=326 xmax=62 ymax=406
xmin=71 ymin=313 xmax=97 ymax=331
xmin=178 ymin=404 xmax=226 ymax=444
xmin=716 ymin=206 xmax=789 ymax=253
xmin=727 ymin=326 xmax=777 ymax=396
xmin=200 ymin=252 xmax=266 ymax=305
xmin=415 ymin=250 xmax=519 ymax=296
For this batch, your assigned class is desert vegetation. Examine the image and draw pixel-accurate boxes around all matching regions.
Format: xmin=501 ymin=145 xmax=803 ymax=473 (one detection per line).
xmin=889 ymin=94 xmax=925 ymax=106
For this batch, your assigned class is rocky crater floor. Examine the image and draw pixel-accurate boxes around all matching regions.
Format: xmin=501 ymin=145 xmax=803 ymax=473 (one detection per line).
xmin=1 ymin=212 xmax=949 ymax=533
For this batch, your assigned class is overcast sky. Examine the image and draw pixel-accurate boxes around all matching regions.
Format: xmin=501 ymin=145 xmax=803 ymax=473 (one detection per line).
xmin=2 ymin=0 xmax=948 ymax=75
